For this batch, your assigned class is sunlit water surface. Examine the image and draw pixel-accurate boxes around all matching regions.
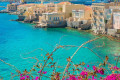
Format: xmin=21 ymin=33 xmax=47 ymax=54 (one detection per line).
xmin=0 ymin=2 xmax=120 ymax=80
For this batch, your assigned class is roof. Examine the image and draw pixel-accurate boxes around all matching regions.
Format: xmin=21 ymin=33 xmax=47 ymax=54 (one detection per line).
xmin=18 ymin=4 xmax=35 ymax=7
xmin=58 ymin=2 xmax=72 ymax=5
xmin=85 ymin=6 xmax=92 ymax=11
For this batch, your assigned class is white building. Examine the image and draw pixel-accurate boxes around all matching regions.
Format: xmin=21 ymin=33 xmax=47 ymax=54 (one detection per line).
xmin=72 ymin=10 xmax=84 ymax=19
xmin=113 ymin=12 xmax=120 ymax=29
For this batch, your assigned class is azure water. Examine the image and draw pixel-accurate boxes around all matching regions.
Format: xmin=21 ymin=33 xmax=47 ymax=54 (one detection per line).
xmin=0 ymin=2 xmax=120 ymax=79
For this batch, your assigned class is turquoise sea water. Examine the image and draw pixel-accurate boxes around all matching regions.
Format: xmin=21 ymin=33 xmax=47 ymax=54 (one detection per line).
xmin=0 ymin=2 xmax=120 ymax=80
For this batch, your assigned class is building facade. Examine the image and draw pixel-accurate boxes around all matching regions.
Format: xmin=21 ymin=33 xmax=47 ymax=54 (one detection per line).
xmin=7 ymin=4 xmax=17 ymax=12
xmin=67 ymin=6 xmax=92 ymax=29
xmin=113 ymin=12 xmax=120 ymax=29
xmin=72 ymin=10 xmax=84 ymax=19
xmin=91 ymin=3 xmax=106 ymax=34
xmin=38 ymin=12 xmax=66 ymax=27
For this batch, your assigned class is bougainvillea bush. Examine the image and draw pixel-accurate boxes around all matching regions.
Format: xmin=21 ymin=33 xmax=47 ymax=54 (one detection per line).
xmin=0 ymin=37 xmax=120 ymax=80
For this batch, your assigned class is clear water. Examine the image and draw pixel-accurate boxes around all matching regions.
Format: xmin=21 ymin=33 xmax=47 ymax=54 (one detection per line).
xmin=0 ymin=2 xmax=120 ymax=80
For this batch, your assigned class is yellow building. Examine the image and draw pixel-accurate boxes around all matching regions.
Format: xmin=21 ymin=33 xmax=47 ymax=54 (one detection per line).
xmin=62 ymin=4 xmax=86 ymax=18
xmin=55 ymin=2 xmax=72 ymax=13
xmin=38 ymin=12 xmax=66 ymax=27
xmin=45 ymin=3 xmax=56 ymax=12
xmin=39 ymin=12 xmax=65 ymax=22
xmin=23 ymin=4 xmax=46 ymax=20
xmin=7 ymin=3 xmax=17 ymax=12
xmin=17 ymin=4 xmax=35 ymax=15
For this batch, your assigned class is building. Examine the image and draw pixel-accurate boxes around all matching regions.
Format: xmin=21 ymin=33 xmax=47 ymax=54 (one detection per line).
xmin=91 ymin=3 xmax=115 ymax=34
xmin=17 ymin=4 xmax=35 ymax=15
xmin=62 ymin=4 xmax=86 ymax=18
xmin=113 ymin=12 xmax=120 ymax=29
xmin=72 ymin=10 xmax=85 ymax=19
xmin=7 ymin=3 xmax=17 ymax=12
xmin=45 ymin=3 xmax=56 ymax=12
xmin=107 ymin=12 xmax=120 ymax=37
xmin=23 ymin=4 xmax=46 ymax=21
xmin=67 ymin=6 xmax=92 ymax=29
xmin=38 ymin=12 xmax=66 ymax=27
xmin=55 ymin=2 xmax=72 ymax=13
xmin=91 ymin=3 xmax=106 ymax=34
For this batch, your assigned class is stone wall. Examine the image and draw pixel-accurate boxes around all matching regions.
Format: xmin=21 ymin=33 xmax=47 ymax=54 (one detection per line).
xmin=107 ymin=29 xmax=117 ymax=36
xmin=67 ymin=20 xmax=91 ymax=30
xmin=47 ymin=21 xmax=67 ymax=28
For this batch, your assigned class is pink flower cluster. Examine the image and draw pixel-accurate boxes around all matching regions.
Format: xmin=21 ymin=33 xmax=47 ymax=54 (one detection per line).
xmin=32 ymin=76 xmax=39 ymax=80
xmin=88 ymin=76 xmax=97 ymax=80
xmin=93 ymin=66 xmax=104 ymax=75
xmin=111 ymin=66 xmax=120 ymax=70
xmin=66 ymin=75 xmax=82 ymax=80
xmin=104 ymin=74 xmax=120 ymax=80
xmin=38 ymin=70 xmax=47 ymax=74
xmin=20 ymin=74 xmax=29 ymax=80
xmin=80 ymin=71 xmax=88 ymax=78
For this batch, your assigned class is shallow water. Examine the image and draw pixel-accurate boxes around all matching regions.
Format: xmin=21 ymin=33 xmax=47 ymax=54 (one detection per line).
xmin=0 ymin=2 xmax=120 ymax=80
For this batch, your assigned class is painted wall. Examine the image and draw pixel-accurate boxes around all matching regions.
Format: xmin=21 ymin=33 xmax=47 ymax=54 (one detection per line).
xmin=113 ymin=12 xmax=120 ymax=29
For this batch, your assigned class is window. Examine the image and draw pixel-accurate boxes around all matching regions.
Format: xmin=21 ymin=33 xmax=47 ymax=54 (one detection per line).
xmin=61 ymin=17 xmax=63 ymax=20
xmin=56 ymin=17 xmax=57 ymax=20
xmin=54 ymin=17 xmax=55 ymax=20
xmin=49 ymin=17 xmax=51 ymax=20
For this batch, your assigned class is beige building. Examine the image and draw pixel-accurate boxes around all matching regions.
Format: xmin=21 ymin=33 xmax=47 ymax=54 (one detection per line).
xmin=39 ymin=12 xmax=65 ymax=22
xmin=38 ymin=12 xmax=66 ymax=27
xmin=55 ymin=2 xmax=72 ymax=13
xmin=71 ymin=6 xmax=92 ymax=21
xmin=62 ymin=4 xmax=86 ymax=18
xmin=23 ymin=4 xmax=46 ymax=20
xmin=67 ymin=6 xmax=92 ymax=29
xmin=45 ymin=3 xmax=56 ymax=12
xmin=17 ymin=4 xmax=35 ymax=15
xmin=7 ymin=3 xmax=17 ymax=12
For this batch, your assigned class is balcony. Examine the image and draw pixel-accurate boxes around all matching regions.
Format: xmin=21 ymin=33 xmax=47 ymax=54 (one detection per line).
xmin=99 ymin=9 xmax=104 ymax=13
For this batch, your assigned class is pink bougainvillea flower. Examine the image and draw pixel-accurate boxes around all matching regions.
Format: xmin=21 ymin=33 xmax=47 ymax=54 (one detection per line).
xmin=20 ymin=74 xmax=22 ymax=77
xmin=69 ymin=75 xmax=77 ymax=80
xmin=93 ymin=66 xmax=99 ymax=73
xmin=43 ymin=71 xmax=47 ymax=74
xmin=93 ymin=66 xmax=97 ymax=71
xmin=38 ymin=70 xmax=42 ymax=73
xmin=104 ymin=74 xmax=120 ymax=80
xmin=26 ymin=75 xmax=29 ymax=78
xmin=84 ymin=67 xmax=87 ymax=70
xmin=87 ymin=65 xmax=89 ymax=67
xmin=100 ymin=77 xmax=102 ymax=79
xmin=20 ymin=76 xmax=25 ymax=80
xmin=80 ymin=71 xmax=88 ymax=78
xmin=66 ymin=70 xmax=68 ymax=72
xmin=35 ymin=76 xmax=39 ymax=80
xmin=113 ymin=66 xmax=119 ymax=70
xmin=62 ymin=78 xmax=65 ymax=80
xmin=92 ymin=75 xmax=94 ymax=79
xmin=98 ymin=68 xmax=104 ymax=75
xmin=77 ymin=76 xmax=82 ymax=80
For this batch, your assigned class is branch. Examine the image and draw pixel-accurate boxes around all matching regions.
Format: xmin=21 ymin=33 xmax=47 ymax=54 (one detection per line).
xmin=0 ymin=59 xmax=20 ymax=73
xmin=62 ymin=36 xmax=102 ymax=77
